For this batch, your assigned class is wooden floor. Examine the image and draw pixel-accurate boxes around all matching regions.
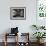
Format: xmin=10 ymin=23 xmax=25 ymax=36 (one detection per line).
xmin=0 ymin=42 xmax=46 ymax=46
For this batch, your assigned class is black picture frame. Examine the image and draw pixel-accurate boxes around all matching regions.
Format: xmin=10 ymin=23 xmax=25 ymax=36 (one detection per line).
xmin=10 ymin=7 xmax=26 ymax=20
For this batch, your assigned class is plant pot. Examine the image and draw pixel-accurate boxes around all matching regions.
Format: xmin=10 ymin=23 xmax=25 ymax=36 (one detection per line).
xmin=37 ymin=39 xmax=45 ymax=44
xmin=40 ymin=38 xmax=45 ymax=43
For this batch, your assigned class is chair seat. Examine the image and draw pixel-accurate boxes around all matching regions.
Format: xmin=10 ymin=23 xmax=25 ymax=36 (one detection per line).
xmin=6 ymin=33 xmax=17 ymax=36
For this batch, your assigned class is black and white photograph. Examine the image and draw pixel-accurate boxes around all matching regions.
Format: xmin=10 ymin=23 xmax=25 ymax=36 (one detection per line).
xmin=10 ymin=7 xmax=26 ymax=20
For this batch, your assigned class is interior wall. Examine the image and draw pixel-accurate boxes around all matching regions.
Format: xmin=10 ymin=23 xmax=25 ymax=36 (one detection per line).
xmin=0 ymin=0 xmax=36 ymax=42
xmin=0 ymin=0 xmax=36 ymax=34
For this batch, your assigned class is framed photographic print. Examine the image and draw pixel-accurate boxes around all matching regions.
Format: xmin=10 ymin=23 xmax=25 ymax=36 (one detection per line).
xmin=36 ymin=0 xmax=46 ymax=26
xmin=37 ymin=0 xmax=46 ymax=19
xmin=10 ymin=7 xmax=26 ymax=20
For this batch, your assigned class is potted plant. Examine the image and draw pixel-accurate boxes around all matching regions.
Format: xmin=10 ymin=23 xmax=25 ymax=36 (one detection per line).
xmin=32 ymin=24 xmax=45 ymax=30
xmin=32 ymin=25 xmax=46 ymax=43
xmin=32 ymin=25 xmax=39 ymax=30
xmin=33 ymin=32 xmax=46 ymax=43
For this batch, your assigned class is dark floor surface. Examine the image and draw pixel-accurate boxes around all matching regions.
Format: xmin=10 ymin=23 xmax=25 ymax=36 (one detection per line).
xmin=0 ymin=42 xmax=46 ymax=46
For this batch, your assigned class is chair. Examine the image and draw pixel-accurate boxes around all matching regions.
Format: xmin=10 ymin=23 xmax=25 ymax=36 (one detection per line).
xmin=18 ymin=33 xmax=30 ymax=46
xmin=4 ymin=33 xmax=18 ymax=46
xmin=4 ymin=27 xmax=19 ymax=46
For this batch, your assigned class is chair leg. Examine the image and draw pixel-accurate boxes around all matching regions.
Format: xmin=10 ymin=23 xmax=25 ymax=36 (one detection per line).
xmin=4 ymin=33 xmax=7 ymax=46
xmin=4 ymin=41 xmax=7 ymax=46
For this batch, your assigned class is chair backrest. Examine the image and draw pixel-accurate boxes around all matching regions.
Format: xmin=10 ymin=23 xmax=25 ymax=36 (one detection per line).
xmin=11 ymin=27 xmax=18 ymax=34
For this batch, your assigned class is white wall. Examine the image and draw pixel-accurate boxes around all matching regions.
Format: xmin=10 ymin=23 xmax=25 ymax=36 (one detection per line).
xmin=0 ymin=0 xmax=37 ymax=34
xmin=0 ymin=0 xmax=37 ymax=42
